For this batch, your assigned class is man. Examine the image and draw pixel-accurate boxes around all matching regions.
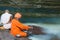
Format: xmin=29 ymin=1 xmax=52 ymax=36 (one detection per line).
xmin=10 ymin=12 xmax=32 ymax=37
xmin=0 ymin=10 xmax=12 ymax=29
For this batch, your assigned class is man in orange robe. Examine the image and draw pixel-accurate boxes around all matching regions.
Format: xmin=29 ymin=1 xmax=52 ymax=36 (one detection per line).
xmin=10 ymin=12 xmax=32 ymax=37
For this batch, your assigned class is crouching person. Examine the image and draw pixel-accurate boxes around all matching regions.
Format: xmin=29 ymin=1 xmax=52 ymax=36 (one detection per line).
xmin=10 ymin=12 xmax=32 ymax=37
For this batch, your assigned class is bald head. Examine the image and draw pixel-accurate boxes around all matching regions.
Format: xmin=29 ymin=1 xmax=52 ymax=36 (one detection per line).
xmin=5 ymin=10 xmax=9 ymax=13
xmin=14 ymin=12 xmax=22 ymax=18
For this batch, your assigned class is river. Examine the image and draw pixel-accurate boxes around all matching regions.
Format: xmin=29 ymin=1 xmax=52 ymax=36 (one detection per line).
xmin=0 ymin=6 xmax=60 ymax=40
xmin=20 ymin=17 xmax=60 ymax=40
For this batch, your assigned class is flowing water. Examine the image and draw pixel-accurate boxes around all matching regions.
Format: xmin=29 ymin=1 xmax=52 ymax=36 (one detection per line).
xmin=20 ymin=17 xmax=60 ymax=40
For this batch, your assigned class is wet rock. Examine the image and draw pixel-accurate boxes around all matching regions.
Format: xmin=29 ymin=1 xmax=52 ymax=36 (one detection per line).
xmin=0 ymin=30 xmax=31 ymax=40
xmin=50 ymin=35 xmax=60 ymax=40
xmin=28 ymin=25 xmax=46 ymax=35
xmin=0 ymin=30 xmax=15 ymax=40
xmin=15 ymin=37 xmax=31 ymax=40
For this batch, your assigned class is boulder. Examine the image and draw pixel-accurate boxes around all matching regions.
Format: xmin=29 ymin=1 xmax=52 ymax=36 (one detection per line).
xmin=28 ymin=25 xmax=46 ymax=35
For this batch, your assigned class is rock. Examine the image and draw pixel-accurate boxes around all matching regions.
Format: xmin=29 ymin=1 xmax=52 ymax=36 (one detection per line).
xmin=0 ymin=30 xmax=15 ymax=40
xmin=28 ymin=25 xmax=46 ymax=35
xmin=15 ymin=37 xmax=31 ymax=40
xmin=0 ymin=30 xmax=31 ymax=40
xmin=50 ymin=35 xmax=60 ymax=40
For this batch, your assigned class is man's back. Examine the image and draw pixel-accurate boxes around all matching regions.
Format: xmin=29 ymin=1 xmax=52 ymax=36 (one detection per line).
xmin=0 ymin=10 xmax=12 ymax=29
xmin=1 ymin=13 xmax=12 ymax=24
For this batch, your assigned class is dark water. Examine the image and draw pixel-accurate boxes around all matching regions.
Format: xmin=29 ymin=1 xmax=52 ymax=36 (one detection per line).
xmin=20 ymin=17 xmax=60 ymax=24
xmin=0 ymin=6 xmax=60 ymax=14
xmin=0 ymin=6 xmax=60 ymax=23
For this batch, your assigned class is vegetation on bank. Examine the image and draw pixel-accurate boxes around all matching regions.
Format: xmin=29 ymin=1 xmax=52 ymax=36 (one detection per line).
xmin=0 ymin=0 xmax=60 ymax=17
xmin=0 ymin=0 xmax=60 ymax=8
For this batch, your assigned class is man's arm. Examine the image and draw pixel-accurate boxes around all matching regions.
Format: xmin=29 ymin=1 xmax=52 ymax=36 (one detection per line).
xmin=15 ymin=20 xmax=30 ymax=30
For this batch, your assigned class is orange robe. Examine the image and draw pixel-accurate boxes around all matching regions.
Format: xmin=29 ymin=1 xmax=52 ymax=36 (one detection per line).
xmin=10 ymin=19 xmax=30 ymax=37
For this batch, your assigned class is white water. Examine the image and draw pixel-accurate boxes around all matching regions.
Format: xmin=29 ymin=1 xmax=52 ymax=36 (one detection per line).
xmin=24 ymin=23 xmax=60 ymax=40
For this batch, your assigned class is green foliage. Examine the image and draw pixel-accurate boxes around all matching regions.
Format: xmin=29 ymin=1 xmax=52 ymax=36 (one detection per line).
xmin=0 ymin=0 xmax=10 ymax=4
